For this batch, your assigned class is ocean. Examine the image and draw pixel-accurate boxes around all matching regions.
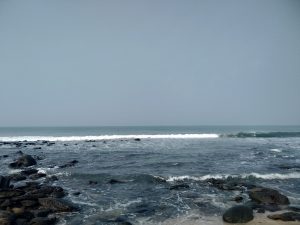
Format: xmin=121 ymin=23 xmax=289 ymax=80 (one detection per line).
xmin=0 ymin=126 xmax=299 ymax=224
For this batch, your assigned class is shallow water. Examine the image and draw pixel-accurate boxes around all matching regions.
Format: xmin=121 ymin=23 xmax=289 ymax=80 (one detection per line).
xmin=0 ymin=126 xmax=299 ymax=224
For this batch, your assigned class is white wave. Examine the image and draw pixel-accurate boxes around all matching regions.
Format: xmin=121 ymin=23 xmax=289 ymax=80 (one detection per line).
xmin=166 ymin=172 xmax=300 ymax=182
xmin=270 ymin=148 xmax=282 ymax=153
xmin=0 ymin=134 xmax=219 ymax=142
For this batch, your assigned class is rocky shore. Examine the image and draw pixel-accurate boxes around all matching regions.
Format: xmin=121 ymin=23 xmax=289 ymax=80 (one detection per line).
xmin=0 ymin=143 xmax=78 ymax=225
xmin=206 ymin=177 xmax=300 ymax=223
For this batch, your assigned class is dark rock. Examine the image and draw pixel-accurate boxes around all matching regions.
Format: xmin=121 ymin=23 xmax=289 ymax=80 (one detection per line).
xmin=0 ymin=189 xmax=25 ymax=199
xmin=2 ymin=155 xmax=8 ymax=158
xmin=21 ymin=169 xmax=38 ymax=176
xmin=0 ymin=176 xmax=10 ymax=190
xmin=9 ymin=155 xmax=37 ymax=168
xmin=170 ymin=183 xmax=189 ymax=190
xmin=21 ymin=200 xmax=38 ymax=207
xmin=287 ymin=206 xmax=300 ymax=212
xmin=59 ymin=160 xmax=78 ymax=168
xmin=38 ymin=198 xmax=77 ymax=212
xmin=233 ymin=196 xmax=243 ymax=202
xmin=223 ymin=205 xmax=254 ymax=223
xmin=29 ymin=173 xmax=46 ymax=180
xmin=267 ymin=212 xmax=300 ymax=221
xmin=15 ymin=218 xmax=28 ymax=225
xmin=88 ymin=181 xmax=97 ymax=185
xmin=32 ymin=209 xmax=51 ymax=218
xmin=9 ymin=174 xmax=27 ymax=182
xmin=29 ymin=217 xmax=56 ymax=225
xmin=108 ymin=179 xmax=125 ymax=184
xmin=248 ymin=187 xmax=290 ymax=205
xmin=33 ymin=147 xmax=42 ymax=150
xmin=0 ymin=210 xmax=16 ymax=225
xmin=257 ymin=208 xmax=265 ymax=213
xmin=72 ymin=192 xmax=81 ymax=196
xmin=134 ymin=138 xmax=141 ymax=141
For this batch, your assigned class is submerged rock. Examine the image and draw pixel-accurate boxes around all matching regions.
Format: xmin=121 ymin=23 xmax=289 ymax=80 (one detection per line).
xmin=169 ymin=183 xmax=189 ymax=190
xmin=223 ymin=205 xmax=253 ymax=223
xmin=248 ymin=187 xmax=290 ymax=205
xmin=59 ymin=160 xmax=78 ymax=168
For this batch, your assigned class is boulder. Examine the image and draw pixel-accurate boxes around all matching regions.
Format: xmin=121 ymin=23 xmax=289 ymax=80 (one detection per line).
xmin=248 ymin=187 xmax=289 ymax=205
xmin=223 ymin=205 xmax=254 ymax=223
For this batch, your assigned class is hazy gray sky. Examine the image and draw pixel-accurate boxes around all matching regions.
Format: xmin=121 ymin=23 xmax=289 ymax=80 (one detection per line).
xmin=0 ymin=0 xmax=299 ymax=126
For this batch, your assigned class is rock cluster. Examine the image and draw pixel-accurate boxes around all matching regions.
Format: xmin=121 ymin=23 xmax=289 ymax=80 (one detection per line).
xmin=207 ymin=177 xmax=300 ymax=223
xmin=0 ymin=153 xmax=78 ymax=225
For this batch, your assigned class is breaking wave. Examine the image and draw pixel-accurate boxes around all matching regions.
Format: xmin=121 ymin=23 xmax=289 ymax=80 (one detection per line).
xmin=0 ymin=134 xmax=219 ymax=142
xmin=166 ymin=172 xmax=300 ymax=182
xmin=225 ymin=131 xmax=300 ymax=138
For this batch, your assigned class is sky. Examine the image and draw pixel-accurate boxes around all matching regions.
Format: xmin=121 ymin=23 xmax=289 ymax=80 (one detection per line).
xmin=0 ymin=0 xmax=300 ymax=126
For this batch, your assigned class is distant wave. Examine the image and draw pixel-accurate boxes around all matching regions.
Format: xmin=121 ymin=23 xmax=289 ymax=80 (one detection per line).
xmin=225 ymin=131 xmax=300 ymax=138
xmin=166 ymin=172 xmax=300 ymax=182
xmin=1 ymin=131 xmax=300 ymax=142
xmin=0 ymin=134 xmax=219 ymax=142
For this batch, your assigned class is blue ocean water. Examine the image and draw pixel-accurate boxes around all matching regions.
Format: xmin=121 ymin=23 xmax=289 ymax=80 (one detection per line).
xmin=0 ymin=126 xmax=299 ymax=224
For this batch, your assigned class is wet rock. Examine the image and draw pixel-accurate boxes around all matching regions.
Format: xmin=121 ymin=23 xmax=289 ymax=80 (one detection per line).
xmin=248 ymin=187 xmax=290 ymax=205
xmin=233 ymin=196 xmax=243 ymax=202
xmin=169 ymin=183 xmax=189 ymax=190
xmin=29 ymin=173 xmax=47 ymax=180
xmin=0 ymin=177 xmax=10 ymax=190
xmin=21 ymin=169 xmax=39 ymax=176
xmin=8 ymin=174 xmax=27 ymax=182
xmin=38 ymin=198 xmax=77 ymax=212
xmin=134 ymin=138 xmax=141 ymax=141
xmin=223 ymin=205 xmax=254 ymax=223
xmin=267 ymin=212 xmax=300 ymax=221
xmin=9 ymin=155 xmax=37 ymax=168
xmin=30 ymin=217 xmax=56 ymax=225
xmin=59 ymin=160 xmax=78 ymax=168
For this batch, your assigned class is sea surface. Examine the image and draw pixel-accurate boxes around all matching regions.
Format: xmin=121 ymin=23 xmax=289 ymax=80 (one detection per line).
xmin=0 ymin=126 xmax=299 ymax=224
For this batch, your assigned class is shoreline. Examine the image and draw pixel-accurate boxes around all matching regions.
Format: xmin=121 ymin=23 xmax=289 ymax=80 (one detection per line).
xmin=162 ymin=211 xmax=300 ymax=225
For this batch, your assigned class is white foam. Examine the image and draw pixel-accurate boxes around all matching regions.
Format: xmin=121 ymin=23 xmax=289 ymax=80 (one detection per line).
xmin=270 ymin=148 xmax=282 ymax=153
xmin=0 ymin=134 xmax=219 ymax=142
xmin=166 ymin=172 xmax=300 ymax=182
